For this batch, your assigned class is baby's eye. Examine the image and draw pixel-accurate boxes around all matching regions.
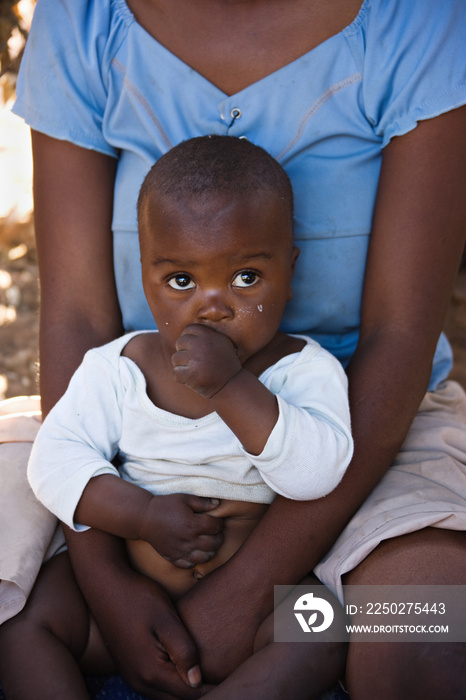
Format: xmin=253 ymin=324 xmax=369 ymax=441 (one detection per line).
xmin=232 ymin=270 xmax=260 ymax=288
xmin=167 ymin=274 xmax=195 ymax=290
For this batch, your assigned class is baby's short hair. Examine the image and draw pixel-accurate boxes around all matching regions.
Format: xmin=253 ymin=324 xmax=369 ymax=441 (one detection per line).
xmin=138 ymin=135 xmax=293 ymax=223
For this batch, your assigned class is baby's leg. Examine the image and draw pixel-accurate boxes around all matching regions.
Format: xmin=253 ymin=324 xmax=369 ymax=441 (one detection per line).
xmin=0 ymin=552 xmax=113 ymax=699
xmin=203 ymin=575 xmax=347 ymax=700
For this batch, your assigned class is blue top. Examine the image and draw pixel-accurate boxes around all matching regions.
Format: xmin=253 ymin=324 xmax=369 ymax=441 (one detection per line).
xmin=13 ymin=0 xmax=466 ymax=389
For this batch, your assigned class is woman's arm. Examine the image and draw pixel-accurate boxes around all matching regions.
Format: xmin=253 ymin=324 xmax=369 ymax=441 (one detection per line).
xmin=33 ymin=132 xmax=206 ymax=694
xmin=32 ymin=131 xmax=123 ymax=415
xmin=174 ymin=106 xmax=466 ymax=680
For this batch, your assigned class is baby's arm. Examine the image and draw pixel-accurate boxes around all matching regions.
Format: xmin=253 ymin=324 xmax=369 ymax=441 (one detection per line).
xmin=172 ymin=324 xmax=353 ymax=499
xmin=75 ymin=478 xmax=223 ymax=568
xmin=28 ymin=344 xmax=223 ymax=568
xmin=172 ymin=324 xmax=279 ymax=455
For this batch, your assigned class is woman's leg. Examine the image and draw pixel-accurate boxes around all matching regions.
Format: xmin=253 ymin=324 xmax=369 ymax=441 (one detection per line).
xmin=0 ymin=552 xmax=114 ymax=700
xmin=344 ymin=528 xmax=466 ymax=700
xmin=202 ymin=575 xmax=347 ymax=700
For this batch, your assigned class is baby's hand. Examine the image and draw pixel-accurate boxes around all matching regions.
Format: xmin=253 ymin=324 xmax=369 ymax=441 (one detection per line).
xmin=139 ymin=493 xmax=224 ymax=568
xmin=172 ymin=324 xmax=242 ymax=398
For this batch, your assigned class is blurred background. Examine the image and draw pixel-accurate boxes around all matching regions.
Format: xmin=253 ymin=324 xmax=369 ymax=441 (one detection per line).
xmin=0 ymin=0 xmax=37 ymax=400
xmin=0 ymin=0 xmax=465 ymax=401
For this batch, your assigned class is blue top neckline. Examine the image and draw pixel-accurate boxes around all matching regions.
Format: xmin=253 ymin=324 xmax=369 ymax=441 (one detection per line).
xmin=114 ymin=0 xmax=369 ymax=99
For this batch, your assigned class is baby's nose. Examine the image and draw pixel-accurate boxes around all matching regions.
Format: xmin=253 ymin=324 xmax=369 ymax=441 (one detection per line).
xmin=197 ymin=291 xmax=233 ymax=323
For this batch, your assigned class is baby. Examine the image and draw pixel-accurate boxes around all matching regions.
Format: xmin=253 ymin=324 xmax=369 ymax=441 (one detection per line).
xmin=7 ymin=136 xmax=353 ymax=698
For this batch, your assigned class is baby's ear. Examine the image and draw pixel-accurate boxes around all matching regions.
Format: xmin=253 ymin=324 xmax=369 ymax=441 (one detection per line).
xmin=291 ymin=246 xmax=300 ymax=271
xmin=287 ymin=246 xmax=300 ymax=301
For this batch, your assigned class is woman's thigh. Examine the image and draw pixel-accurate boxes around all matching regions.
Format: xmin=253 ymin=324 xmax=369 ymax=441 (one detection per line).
xmin=343 ymin=528 xmax=466 ymax=700
xmin=343 ymin=527 xmax=466 ymax=586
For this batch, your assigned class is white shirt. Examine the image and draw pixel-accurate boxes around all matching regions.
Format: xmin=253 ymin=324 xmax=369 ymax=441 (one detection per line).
xmin=28 ymin=332 xmax=353 ymax=530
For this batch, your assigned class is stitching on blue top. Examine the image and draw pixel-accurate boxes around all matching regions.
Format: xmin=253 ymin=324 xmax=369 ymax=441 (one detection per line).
xmin=112 ymin=0 xmax=134 ymax=28
xmin=342 ymin=0 xmax=370 ymax=38
xmin=111 ymin=58 xmax=173 ymax=150
xmin=385 ymin=80 xmax=466 ymax=139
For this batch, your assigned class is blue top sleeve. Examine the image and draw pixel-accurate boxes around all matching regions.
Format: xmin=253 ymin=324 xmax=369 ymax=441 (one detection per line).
xmin=13 ymin=0 xmax=119 ymax=157
xmin=352 ymin=0 xmax=466 ymax=147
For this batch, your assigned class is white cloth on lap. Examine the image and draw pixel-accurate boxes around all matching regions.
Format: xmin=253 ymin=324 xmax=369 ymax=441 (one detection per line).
xmin=0 ymin=397 xmax=56 ymax=624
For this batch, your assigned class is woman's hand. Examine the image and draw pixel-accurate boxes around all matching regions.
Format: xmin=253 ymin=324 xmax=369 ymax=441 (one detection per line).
xmin=65 ymin=527 xmax=211 ymax=698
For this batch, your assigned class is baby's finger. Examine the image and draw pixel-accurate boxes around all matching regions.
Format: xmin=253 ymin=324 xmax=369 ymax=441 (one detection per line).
xmin=193 ymin=514 xmax=225 ymax=538
xmin=193 ymin=532 xmax=224 ymax=552
xmin=171 ymin=349 xmax=189 ymax=369
xmin=186 ymin=495 xmax=222 ymax=514
xmin=172 ymin=364 xmax=190 ymax=385
xmin=166 ymin=556 xmax=195 ymax=569
xmin=174 ymin=326 xmax=204 ymax=352
xmin=172 ymin=550 xmax=217 ymax=568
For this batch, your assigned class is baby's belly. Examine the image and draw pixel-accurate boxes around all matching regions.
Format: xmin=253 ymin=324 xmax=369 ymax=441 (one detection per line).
xmin=126 ymin=499 xmax=269 ymax=600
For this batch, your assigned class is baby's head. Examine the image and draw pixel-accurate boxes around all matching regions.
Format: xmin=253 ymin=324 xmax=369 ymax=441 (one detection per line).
xmin=138 ymin=134 xmax=293 ymax=228
xmin=138 ymin=135 xmax=299 ymax=361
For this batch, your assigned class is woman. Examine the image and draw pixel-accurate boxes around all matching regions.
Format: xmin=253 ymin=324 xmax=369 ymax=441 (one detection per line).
xmin=3 ymin=0 xmax=466 ymax=697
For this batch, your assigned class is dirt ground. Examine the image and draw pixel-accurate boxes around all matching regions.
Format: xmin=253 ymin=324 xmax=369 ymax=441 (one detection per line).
xmin=0 ymin=216 xmax=38 ymax=398
xmin=0 ymin=100 xmax=465 ymax=401
xmin=0 ymin=92 xmax=38 ymax=399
